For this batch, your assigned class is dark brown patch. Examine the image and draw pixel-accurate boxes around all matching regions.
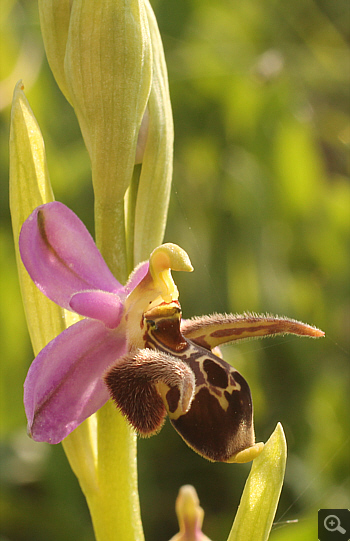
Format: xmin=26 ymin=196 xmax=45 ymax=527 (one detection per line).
xmin=210 ymin=386 xmax=222 ymax=397
xmin=229 ymin=373 xmax=238 ymax=387
xmin=184 ymin=356 xmax=206 ymax=386
xmin=151 ymin=317 xmax=188 ymax=351
xmin=203 ymin=359 xmax=229 ymax=388
xmin=210 ymin=324 xmax=283 ymax=337
xmin=166 ymin=386 xmax=180 ymax=413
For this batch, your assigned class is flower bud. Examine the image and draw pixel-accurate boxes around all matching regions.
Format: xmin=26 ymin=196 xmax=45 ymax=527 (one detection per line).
xmin=169 ymin=485 xmax=212 ymax=541
xmin=40 ymin=0 xmax=153 ymax=201
xmin=39 ymin=0 xmax=174 ymax=280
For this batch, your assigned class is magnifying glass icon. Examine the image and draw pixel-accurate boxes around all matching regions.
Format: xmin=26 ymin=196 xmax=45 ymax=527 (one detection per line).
xmin=324 ymin=515 xmax=346 ymax=534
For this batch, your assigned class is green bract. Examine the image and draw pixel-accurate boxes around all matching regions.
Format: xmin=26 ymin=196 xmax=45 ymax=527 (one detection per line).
xmin=9 ymin=81 xmax=62 ymax=351
xmin=227 ymin=423 xmax=287 ymax=541
xmin=132 ymin=1 xmax=173 ymax=265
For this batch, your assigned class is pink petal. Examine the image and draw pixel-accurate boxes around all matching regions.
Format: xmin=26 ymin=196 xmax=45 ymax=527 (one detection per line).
xmin=19 ymin=202 xmax=123 ymax=310
xmin=24 ymin=318 xmax=126 ymax=443
xmin=69 ymin=290 xmax=124 ymax=329
xmin=124 ymin=261 xmax=149 ymax=295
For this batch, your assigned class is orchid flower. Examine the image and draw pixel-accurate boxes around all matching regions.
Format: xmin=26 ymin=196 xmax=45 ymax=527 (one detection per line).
xmin=20 ymin=201 xmax=324 ymax=463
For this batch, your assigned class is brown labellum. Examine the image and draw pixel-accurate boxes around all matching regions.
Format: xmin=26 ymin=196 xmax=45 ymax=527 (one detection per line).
xmin=169 ymin=346 xmax=255 ymax=462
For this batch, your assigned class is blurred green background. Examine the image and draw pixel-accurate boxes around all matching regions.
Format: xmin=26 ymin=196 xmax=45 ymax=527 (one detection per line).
xmin=1 ymin=0 xmax=349 ymax=540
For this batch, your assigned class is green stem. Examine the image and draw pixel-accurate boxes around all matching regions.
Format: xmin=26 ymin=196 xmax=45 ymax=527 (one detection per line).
xmin=62 ymin=403 xmax=144 ymax=541
xmin=92 ymin=191 xmax=144 ymax=541
xmin=62 ymin=417 xmax=98 ymax=496
xmin=91 ymin=402 xmax=144 ymax=541
xmin=94 ymin=198 xmax=128 ymax=284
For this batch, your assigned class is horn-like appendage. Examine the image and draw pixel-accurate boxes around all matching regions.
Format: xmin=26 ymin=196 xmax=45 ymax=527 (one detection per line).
xmin=181 ymin=313 xmax=324 ymax=350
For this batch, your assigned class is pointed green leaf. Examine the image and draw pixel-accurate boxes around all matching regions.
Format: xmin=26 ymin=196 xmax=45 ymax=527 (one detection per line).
xmin=227 ymin=423 xmax=287 ymax=541
xmin=9 ymin=81 xmax=64 ymax=354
